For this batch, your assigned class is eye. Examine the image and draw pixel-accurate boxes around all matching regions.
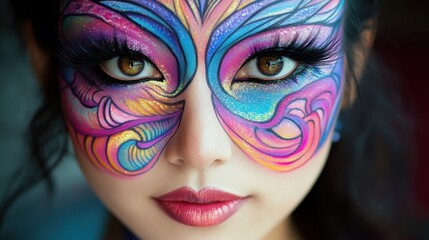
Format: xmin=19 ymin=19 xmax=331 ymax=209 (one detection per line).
xmin=234 ymin=53 xmax=298 ymax=82
xmin=100 ymin=55 xmax=162 ymax=82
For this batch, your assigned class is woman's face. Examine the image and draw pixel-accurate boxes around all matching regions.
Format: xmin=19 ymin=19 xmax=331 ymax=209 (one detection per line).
xmin=59 ymin=0 xmax=345 ymax=239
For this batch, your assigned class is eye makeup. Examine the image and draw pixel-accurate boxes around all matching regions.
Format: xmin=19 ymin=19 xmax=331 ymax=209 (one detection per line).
xmin=211 ymin=25 xmax=342 ymax=120
xmin=59 ymin=0 xmax=346 ymax=176
xmin=59 ymin=0 xmax=197 ymax=176
xmin=231 ymin=30 xmax=340 ymax=86
xmin=206 ymin=0 xmax=345 ymax=171
xmin=59 ymin=37 xmax=164 ymax=86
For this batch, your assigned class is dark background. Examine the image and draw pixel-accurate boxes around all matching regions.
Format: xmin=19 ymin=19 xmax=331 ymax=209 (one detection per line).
xmin=375 ymin=0 xmax=429 ymax=214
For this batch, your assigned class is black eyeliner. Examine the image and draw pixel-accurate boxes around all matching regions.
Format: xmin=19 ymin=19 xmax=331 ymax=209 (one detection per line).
xmin=232 ymin=32 xmax=341 ymax=86
xmin=57 ymin=35 xmax=159 ymax=86
xmin=249 ymin=33 xmax=341 ymax=67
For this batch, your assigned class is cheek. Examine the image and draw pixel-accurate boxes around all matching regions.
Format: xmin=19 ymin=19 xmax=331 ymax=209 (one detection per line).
xmin=60 ymin=69 xmax=183 ymax=177
xmin=214 ymin=62 xmax=343 ymax=172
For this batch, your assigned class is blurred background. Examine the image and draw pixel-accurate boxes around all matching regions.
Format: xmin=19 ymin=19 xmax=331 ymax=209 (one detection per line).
xmin=375 ymin=0 xmax=429 ymax=215
xmin=0 ymin=1 xmax=108 ymax=239
xmin=0 ymin=0 xmax=428 ymax=239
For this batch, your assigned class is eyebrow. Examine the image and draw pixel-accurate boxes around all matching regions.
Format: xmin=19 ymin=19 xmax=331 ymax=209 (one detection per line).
xmin=207 ymin=0 xmax=344 ymax=62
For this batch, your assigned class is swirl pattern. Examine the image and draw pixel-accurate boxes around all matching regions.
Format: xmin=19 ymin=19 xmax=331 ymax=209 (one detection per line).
xmin=59 ymin=0 xmax=345 ymax=176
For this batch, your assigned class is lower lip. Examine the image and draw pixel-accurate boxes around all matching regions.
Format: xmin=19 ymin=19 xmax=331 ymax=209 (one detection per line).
xmin=155 ymin=190 xmax=246 ymax=227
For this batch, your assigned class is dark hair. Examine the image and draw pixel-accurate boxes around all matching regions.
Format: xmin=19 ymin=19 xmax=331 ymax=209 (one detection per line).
xmin=0 ymin=0 xmax=64 ymax=226
xmin=2 ymin=0 xmax=426 ymax=239
xmin=293 ymin=1 xmax=427 ymax=239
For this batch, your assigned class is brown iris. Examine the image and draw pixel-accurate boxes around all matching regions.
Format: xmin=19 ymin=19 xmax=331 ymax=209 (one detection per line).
xmin=257 ymin=54 xmax=284 ymax=76
xmin=118 ymin=56 xmax=144 ymax=76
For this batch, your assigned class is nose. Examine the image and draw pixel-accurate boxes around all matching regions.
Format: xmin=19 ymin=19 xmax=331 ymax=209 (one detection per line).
xmin=164 ymin=70 xmax=232 ymax=169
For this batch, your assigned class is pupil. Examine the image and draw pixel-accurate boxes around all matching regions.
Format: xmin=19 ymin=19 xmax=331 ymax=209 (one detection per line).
xmin=257 ymin=55 xmax=284 ymax=76
xmin=118 ymin=56 xmax=144 ymax=76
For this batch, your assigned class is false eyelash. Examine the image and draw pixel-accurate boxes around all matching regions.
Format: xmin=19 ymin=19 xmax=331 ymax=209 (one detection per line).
xmin=284 ymin=33 xmax=341 ymax=66
xmin=57 ymin=35 xmax=131 ymax=68
xmin=249 ymin=31 xmax=341 ymax=67
xmin=57 ymin=35 xmax=145 ymax=86
xmin=231 ymin=33 xmax=341 ymax=86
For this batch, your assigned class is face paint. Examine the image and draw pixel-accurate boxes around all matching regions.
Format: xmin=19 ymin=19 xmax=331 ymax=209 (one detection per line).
xmin=206 ymin=0 xmax=345 ymax=171
xmin=59 ymin=0 xmax=345 ymax=177
xmin=59 ymin=0 xmax=197 ymax=176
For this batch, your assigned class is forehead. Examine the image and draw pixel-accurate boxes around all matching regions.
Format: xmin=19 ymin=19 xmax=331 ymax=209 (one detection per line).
xmin=153 ymin=0 xmax=343 ymax=36
xmin=61 ymin=0 xmax=344 ymax=31
xmin=61 ymin=0 xmax=344 ymax=55
xmin=155 ymin=0 xmax=343 ymax=22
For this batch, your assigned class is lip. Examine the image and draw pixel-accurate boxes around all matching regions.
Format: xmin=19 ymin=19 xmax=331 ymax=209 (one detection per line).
xmin=154 ymin=187 xmax=246 ymax=227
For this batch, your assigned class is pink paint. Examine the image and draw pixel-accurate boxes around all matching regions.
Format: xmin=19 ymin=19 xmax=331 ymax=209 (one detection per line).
xmin=155 ymin=187 xmax=247 ymax=227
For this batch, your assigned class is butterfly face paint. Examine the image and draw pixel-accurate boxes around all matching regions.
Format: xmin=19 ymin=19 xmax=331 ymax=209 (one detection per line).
xmin=206 ymin=0 xmax=345 ymax=171
xmin=59 ymin=0 xmax=197 ymax=176
xmin=59 ymin=0 xmax=345 ymax=177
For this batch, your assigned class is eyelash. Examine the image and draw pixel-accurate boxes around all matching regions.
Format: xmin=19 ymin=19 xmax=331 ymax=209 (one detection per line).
xmin=57 ymin=36 xmax=157 ymax=87
xmin=58 ymin=33 xmax=340 ymax=88
xmin=233 ymin=34 xmax=341 ymax=85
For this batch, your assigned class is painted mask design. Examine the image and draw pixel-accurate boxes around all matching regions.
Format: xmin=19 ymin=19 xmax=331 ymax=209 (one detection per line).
xmin=59 ymin=0 xmax=344 ymax=176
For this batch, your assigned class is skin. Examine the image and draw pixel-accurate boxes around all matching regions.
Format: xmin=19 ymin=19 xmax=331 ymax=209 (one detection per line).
xmin=56 ymin=0 xmax=347 ymax=239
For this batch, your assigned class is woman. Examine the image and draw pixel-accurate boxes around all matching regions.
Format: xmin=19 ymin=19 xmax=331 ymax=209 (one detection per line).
xmin=2 ymin=0 xmax=423 ymax=239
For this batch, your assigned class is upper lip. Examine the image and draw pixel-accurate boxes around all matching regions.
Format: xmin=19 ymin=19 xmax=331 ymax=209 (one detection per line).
xmin=155 ymin=186 xmax=244 ymax=203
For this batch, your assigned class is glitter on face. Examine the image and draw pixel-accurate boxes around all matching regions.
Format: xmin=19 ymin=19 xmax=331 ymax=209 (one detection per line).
xmin=206 ymin=0 xmax=345 ymax=171
xmin=59 ymin=0 xmax=197 ymax=176
xmin=59 ymin=0 xmax=345 ymax=176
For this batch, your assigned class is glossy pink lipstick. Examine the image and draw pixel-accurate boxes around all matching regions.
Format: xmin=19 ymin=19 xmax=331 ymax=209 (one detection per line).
xmin=155 ymin=187 xmax=246 ymax=227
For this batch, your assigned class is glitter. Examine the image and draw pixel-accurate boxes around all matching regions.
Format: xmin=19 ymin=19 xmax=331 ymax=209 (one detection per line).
xmin=207 ymin=0 xmax=346 ymax=171
xmin=60 ymin=0 xmax=346 ymax=176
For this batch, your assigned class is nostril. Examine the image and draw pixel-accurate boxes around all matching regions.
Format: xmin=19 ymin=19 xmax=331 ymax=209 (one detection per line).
xmin=212 ymin=158 xmax=226 ymax=167
xmin=168 ymin=158 xmax=186 ymax=167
